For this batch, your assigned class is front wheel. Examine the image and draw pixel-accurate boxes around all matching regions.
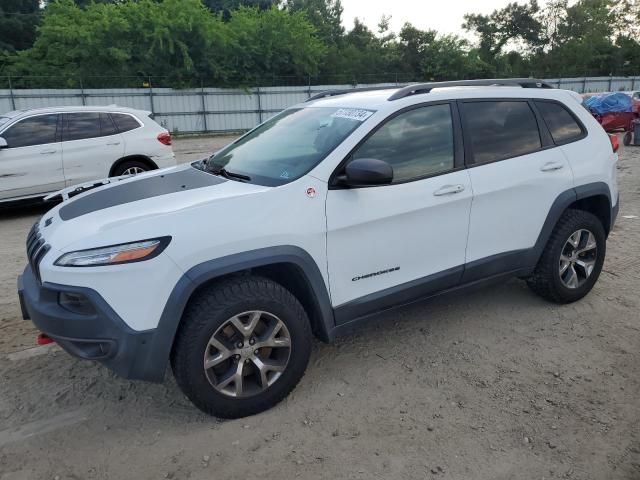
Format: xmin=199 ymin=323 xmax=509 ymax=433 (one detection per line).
xmin=527 ymin=209 xmax=606 ymax=304
xmin=170 ymin=276 xmax=312 ymax=418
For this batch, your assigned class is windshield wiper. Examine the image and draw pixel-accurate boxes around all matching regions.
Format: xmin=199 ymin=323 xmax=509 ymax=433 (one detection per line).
xmin=208 ymin=166 xmax=251 ymax=182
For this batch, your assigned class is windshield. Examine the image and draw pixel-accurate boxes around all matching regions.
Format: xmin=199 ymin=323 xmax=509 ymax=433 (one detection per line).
xmin=206 ymin=107 xmax=374 ymax=186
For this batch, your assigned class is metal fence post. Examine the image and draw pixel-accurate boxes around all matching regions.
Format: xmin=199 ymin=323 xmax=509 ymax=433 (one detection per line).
xmin=256 ymin=86 xmax=263 ymax=124
xmin=557 ymin=77 xmax=562 ymax=88
xmin=632 ymin=77 xmax=637 ymax=90
xmin=307 ymin=75 xmax=311 ymax=99
xmin=79 ymin=77 xmax=86 ymax=105
xmin=148 ymin=76 xmax=155 ymax=115
xmin=8 ymin=75 xmax=16 ymax=110
xmin=608 ymin=74 xmax=613 ymax=91
xmin=583 ymin=76 xmax=587 ymax=93
xmin=200 ymin=80 xmax=208 ymax=134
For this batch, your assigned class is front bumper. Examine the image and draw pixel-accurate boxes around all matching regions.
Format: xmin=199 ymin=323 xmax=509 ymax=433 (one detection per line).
xmin=17 ymin=265 xmax=165 ymax=382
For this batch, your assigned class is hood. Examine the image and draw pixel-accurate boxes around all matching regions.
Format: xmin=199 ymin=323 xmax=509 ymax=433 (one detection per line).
xmin=40 ymin=164 xmax=270 ymax=251
xmin=57 ymin=165 xmax=224 ymax=220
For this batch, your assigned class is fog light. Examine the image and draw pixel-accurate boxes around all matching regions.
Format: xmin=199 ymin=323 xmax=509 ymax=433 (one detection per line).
xmin=58 ymin=292 xmax=95 ymax=315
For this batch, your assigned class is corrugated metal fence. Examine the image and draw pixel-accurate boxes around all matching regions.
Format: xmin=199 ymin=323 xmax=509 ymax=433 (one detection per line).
xmin=1 ymin=76 xmax=639 ymax=135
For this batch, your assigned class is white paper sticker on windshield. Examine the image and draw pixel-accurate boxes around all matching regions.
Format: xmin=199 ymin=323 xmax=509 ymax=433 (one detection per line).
xmin=331 ymin=109 xmax=374 ymax=122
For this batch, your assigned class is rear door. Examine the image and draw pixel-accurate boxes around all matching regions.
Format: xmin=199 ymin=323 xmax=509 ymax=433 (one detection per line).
xmin=0 ymin=114 xmax=64 ymax=200
xmin=61 ymin=112 xmax=124 ymax=185
xmin=459 ymin=99 xmax=574 ymax=281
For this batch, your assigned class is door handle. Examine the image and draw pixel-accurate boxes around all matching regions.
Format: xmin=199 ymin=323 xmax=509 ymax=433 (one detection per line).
xmin=106 ymin=142 xmax=121 ymax=146
xmin=434 ymin=184 xmax=465 ymax=196
xmin=540 ymin=161 xmax=564 ymax=172
xmin=40 ymin=150 xmax=57 ymax=155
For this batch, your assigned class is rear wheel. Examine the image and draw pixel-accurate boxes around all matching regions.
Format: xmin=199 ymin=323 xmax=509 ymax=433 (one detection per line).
xmin=623 ymin=131 xmax=632 ymax=146
xmin=112 ymin=160 xmax=151 ymax=177
xmin=171 ymin=276 xmax=312 ymax=418
xmin=527 ymin=209 xmax=606 ymax=303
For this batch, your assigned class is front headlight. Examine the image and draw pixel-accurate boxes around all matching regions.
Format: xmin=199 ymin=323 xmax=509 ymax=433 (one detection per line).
xmin=55 ymin=237 xmax=171 ymax=267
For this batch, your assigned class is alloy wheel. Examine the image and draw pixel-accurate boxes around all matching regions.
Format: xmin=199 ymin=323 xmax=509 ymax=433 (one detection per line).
xmin=203 ymin=311 xmax=292 ymax=398
xmin=559 ymin=229 xmax=598 ymax=289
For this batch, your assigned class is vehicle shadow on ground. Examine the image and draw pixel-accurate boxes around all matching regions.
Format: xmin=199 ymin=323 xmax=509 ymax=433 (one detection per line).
xmin=0 ymin=202 xmax=58 ymax=220
xmin=1 ymin=277 xmax=551 ymax=430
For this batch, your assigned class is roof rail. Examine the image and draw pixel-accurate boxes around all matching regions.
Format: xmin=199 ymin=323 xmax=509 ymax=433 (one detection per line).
xmin=387 ymin=78 xmax=553 ymax=101
xmin=306 ymin=85 xmax=399 ymax=102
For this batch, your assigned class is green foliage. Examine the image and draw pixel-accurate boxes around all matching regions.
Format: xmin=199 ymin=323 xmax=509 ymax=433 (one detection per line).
xmin=1 ymin=0 xmax=638 ymax=87
xmin=0 ymin=0 xmax=40 ymax=54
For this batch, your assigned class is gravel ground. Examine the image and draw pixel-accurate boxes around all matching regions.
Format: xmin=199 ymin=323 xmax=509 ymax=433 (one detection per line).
xmin=0 ymin=136 xmax=638 ymax=480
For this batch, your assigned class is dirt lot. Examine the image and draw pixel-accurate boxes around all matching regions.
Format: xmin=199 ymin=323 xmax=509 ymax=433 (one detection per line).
xmin=1 ymin=136 xmax=639 ymax=480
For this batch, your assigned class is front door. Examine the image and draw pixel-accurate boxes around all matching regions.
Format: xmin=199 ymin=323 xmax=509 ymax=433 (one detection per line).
xmin=325 ymin=103 xmax=473 ymax=322
xmin=0 ymin=114 xmax=64 ymax=200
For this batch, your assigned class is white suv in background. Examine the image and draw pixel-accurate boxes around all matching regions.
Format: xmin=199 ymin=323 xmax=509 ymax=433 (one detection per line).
xmin=18 ymin=79 xmax=619 ymax=419
xmin=0 ymin=106 xmax=176 ymax=204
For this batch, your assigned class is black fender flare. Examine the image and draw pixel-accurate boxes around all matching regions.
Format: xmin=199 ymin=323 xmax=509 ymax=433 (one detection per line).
xmin=524 ymin=181 xmax=612 ymax=269
xmin=141 ymin=246 xmax=335 ymax=382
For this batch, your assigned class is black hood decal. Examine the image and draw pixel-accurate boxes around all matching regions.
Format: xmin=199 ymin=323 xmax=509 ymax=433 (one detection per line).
xmin=59 ymin=167 xmax=226 ymax=221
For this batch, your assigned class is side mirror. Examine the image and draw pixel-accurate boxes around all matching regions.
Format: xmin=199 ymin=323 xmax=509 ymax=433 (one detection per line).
xmin=338 ymin=158 xmax=393 ymax=187
xmin=0 ymin=137 xmax=7 ymax=149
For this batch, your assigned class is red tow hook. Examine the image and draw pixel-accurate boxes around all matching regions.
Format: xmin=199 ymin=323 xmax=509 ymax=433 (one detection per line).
xmin=37 ymin=333 xmax=54 ymax=345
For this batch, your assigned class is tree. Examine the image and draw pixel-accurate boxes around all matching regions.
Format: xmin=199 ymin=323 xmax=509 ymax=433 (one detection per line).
xmin=0 ymin=0 xmax=40 ymax=54
xmin=462 ymin=1 xmax=544 ymax=60
xmin=285 ymin=0 xmax=344 ymax=46
xmin=224 ymin=6 xmax=327 ymax=82
xmin=203 ymin=0 xmax=275 ymax=19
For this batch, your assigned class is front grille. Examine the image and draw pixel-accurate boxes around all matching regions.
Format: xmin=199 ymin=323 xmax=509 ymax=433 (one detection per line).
xmin=26 ymin=222 xmax=50 ymax=284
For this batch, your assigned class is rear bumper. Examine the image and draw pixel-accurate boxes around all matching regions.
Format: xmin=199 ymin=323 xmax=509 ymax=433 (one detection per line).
xmin=17 ymin=265 xmax=165 ymax=382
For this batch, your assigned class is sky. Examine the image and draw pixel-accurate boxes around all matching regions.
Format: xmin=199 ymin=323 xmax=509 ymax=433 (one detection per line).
xmin=340 ymin=0 xmax=529 ymax=38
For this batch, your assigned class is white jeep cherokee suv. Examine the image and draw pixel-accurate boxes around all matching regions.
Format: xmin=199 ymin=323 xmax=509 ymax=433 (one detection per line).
xmin=17 ymin=79 xmax=619 ymax=418
xmin=0 ymin=105 xmax=175 ymax=204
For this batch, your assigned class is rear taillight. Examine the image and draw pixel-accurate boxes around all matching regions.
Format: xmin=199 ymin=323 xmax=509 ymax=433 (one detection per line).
xmin=609 ymin=134 xmax=619 ymax=153
xmin=157 ymin=132 xmax=172 ymax=146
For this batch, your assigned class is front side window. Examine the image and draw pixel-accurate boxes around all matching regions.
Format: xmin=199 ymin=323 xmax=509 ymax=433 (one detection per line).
xmin=207 ymin=107 xmax=373 ymax=186
xmin=1 ymin=114 xmax=58 ymax=148
xmin=462 ymin=101 xmax=542 ymax=164
xmin=64 ymin=112 xmax=102 ymax=141
xmin=535 ymin=101 xmax=584 ymax=144
xmin=350 ymin=104 xmax=454 ymax=183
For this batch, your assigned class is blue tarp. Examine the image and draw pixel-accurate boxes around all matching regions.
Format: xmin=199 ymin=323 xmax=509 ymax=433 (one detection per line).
xmin=584 ymin=92 xmax=633 ymax=114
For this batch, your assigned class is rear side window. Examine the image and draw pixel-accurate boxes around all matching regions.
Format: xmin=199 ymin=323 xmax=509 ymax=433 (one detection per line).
xmin=112 ymin=113 xmax=141 ymax=133
xmin=64 ymin=112 xmax=102 ymax=141
xmin=100 ymin=113 xmax=118 ymax=137
xmin=351 ymin=103 xmax=455 ymax=183
xmin=535 ymin=101 xmax=584 ymax=144
xmin=461 ymin=101 xmax=541 ymax=164
xmin=2 ymin=114 xmax=58 ymax=148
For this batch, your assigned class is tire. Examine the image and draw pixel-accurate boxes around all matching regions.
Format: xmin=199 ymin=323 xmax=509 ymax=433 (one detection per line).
xmin=527 ymin=209 xmax=606 ymax=304
xmin=111 ymin=160 xmax=150 ymax=177
xmin=623 ymin=131 xmax=632 ymax=146
xmin=170 ymin=276 xmax=312 ymax=418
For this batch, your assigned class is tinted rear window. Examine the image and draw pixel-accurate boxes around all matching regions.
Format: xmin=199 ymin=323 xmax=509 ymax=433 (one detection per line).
xmin=64 ymin=112 xmax=102 ymax=141
xmin=100 ymin=113 xmax=118 ymax=137
xmin=112 ymin=113 xmax=141 ymax=133
xmin=461 ymin=101 xmax=541 ymax=163
xmin=535 ymin=101 xmax=584 ymax=143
